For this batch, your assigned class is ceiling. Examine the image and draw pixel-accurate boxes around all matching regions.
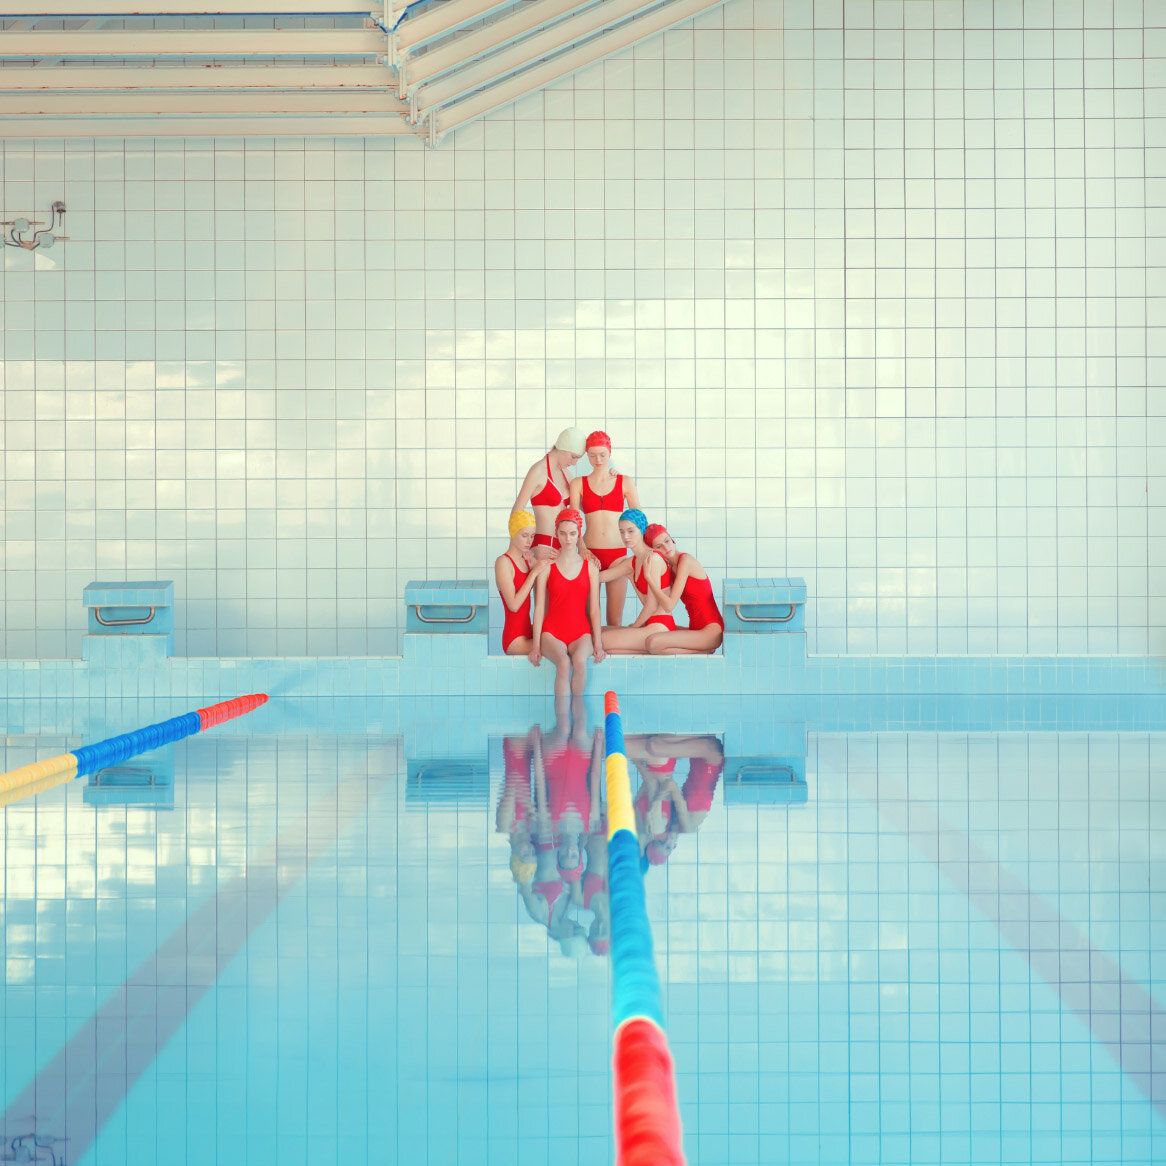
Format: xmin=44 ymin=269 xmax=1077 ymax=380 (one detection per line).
xmin=0 ymin=0 xmax=730 ymax=142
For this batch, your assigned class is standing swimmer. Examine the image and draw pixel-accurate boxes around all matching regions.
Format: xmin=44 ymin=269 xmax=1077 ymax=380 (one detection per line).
xmin=530 ymin=508 xmax=606 ymax=696
xmin=512 ymin=428 xmax=587 ymax=559
xmin=567 ymin=430 xmax=640 ymax=625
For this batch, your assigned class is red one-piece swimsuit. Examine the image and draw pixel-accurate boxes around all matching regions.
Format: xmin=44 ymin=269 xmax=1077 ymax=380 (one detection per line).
xmin=500 ymin=554 xmax=534 ymax=652
xmin=542 ymin=559 xmax=592 ymax=644
xmin=676 ymin=553 xmax=724 ymax=631
xmin=633 ymin=552 xmax=676 ymax=631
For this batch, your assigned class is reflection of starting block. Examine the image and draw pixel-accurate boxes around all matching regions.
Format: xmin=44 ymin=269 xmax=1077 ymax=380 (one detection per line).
xmin=84 ymin=758 xmax=174 ymax=808
xmin=405 ymin=758 xmax=489 ymax=805
xmin=722 ymin=756 xmax=807 ymax=805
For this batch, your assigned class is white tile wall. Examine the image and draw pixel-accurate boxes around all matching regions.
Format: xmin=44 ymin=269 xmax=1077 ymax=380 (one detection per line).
xmin=1 ymin=0 xmax=1162 ymax=658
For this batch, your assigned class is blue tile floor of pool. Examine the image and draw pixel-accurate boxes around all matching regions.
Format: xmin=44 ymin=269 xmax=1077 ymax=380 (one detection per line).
xmin=1 ymin=698 xmax=1164 ymax=1165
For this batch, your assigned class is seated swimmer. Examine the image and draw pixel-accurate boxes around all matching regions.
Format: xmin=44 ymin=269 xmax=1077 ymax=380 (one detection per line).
xmin=495 ymin=510 xmax=548 ymax=658
xmin=530 ymin=508 xmax=606 ymax=696
xmin=598 ymin=509 xmax=675 ymax=654
xmin=641 ymin=523 xmax=725 ymax=655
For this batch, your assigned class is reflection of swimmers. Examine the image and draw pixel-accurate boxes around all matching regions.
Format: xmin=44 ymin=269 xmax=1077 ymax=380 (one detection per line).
xmin=582 ymin=829 xmax=610 ymax=955
xmin=535 ymin=704 xmax=603 ymax=885
xmin=530 ymin=508 xmax=605 ymax=696
xmin=568 ymin=430 xmax=639 ymax=626
xmin=599 ymin=509 xmax=675 ymax=654
xmin=494 ymin=510 xmax=548 ymax=657
xmin=512 ymin=427 xmax=587 ymax=559
xmin=496 ymin=730 xmax=537 ymax=886
xmin=517 ymin=710 xmax=602 ymax=956
xmin=625 ymin=734 xmax=725 ymax=865
xmin=641 ymin=523 xmax=725 ymax=655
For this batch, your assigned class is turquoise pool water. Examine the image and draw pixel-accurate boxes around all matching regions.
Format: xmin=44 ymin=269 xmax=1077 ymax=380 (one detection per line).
xmin=1 ymin=697 xmax=1163 ymax=1165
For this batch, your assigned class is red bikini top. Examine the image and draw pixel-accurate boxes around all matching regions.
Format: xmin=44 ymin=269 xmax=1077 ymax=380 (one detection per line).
xmin=531 ymin=454 xmax=567 ymax=508
xmin=581 ymin=473 xmax=624 ymax=514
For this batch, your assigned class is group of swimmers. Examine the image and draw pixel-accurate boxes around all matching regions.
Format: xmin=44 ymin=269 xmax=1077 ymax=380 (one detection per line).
xmin=496 ymin=705 xmax=725 ymax=957
xmin=495 ymin=426 xmax=725 ymax=695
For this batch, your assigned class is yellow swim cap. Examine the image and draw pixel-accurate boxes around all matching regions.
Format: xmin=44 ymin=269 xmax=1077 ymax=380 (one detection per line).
xmin=510 ymin=855 xmax=536 ymax=885
xmin=509 ymin=510 xmax=536 ymax=537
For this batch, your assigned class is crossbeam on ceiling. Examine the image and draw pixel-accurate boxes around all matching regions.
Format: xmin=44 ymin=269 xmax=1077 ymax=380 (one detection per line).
xmin=0 ymin=65 xmax=392 ymax=88
xmin=0 ymin=27 xmax=386 ymax=54
xmin=0 ymin=114 xmax=412 ymax=135
xmin=0 ymin=0 xmax=372 ymax=11
xmin=0 ymin=89 xmax=405 ymax=113
xmin=431 ymin=0 xmax=728 ymax=139
xmin=412 ymin=0 xmax=670 ymax=117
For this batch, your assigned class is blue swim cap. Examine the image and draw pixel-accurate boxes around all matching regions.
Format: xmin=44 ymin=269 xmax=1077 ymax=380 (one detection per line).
xmin=619 ymin=508 xmax=648 ymax=533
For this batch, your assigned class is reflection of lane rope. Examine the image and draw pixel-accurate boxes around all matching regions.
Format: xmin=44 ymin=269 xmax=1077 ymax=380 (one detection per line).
xmin=604 ymin=691 xmax=685 ymax=1165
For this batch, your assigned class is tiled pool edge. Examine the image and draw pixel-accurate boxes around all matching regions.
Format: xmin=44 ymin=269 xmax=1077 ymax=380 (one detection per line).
xmin=0 ymin=637 xmax=1161 ymax=700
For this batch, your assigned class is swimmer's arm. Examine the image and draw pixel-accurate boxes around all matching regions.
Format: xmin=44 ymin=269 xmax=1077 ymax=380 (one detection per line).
xmin=529 ymin=570 xmax=548 ymax=664
xmin=646 ymin=554 xmax=689 ymax=613
xmin=495 ymin=555 xmax=541 ymax=612
xmin=496 ymin=786 xmax=515 ymax=832
xmin=588 ymin=728 xmax=604 ymax=828
xmin=598 ymin=556 xmax=632 ymax=584
xmin=589 ymin=563 xmax=606 ymax=661
xmin=631 ymin=554 xmax=665 ymax=625
xmin=663 ymin=779 xmax=695 ymax=832
xmin=622 ymin=476 xmax=639 ymax=509
xmin=512 ymin=463 xmax=540 ymax=513
xmin=530 ymin=722 xmax=549 ymax=815
xmin=568 ymin=477 xmax=583 ymax=510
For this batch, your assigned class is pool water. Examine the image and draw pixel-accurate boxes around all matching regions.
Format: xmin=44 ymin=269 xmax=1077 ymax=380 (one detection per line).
xmin=1 ymin=698 xmax=1163 ymax=1165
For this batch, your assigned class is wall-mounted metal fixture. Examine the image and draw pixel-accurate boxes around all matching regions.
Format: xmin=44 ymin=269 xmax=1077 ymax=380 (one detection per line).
xmin=2 ymin=199 xmax=67 ymax=250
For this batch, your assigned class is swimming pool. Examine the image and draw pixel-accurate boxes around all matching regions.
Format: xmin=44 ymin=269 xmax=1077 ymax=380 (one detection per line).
xmin=2 ymin=696 xmax=1163 ymax=1165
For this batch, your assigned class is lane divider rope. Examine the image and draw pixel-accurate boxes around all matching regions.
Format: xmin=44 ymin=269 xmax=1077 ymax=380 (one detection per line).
xmin=0 ymin=694 xmax=269 ymax=798
xmin=604 ymin=689 xmax=685 ymax=1165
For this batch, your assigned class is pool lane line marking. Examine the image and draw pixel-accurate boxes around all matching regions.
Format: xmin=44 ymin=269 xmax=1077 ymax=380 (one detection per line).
xmin=0 ymin=742 xmax=386 ymax=1158
xmin=872 ymin=784 xmax=1166 ymax=1119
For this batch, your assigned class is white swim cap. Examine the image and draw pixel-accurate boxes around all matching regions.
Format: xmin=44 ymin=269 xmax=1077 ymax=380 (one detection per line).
xmin=554 ymin=427 xmax=587 ymax=456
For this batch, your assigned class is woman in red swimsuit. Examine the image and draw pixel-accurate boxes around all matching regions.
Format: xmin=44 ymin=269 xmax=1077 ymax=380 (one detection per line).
xmin=567 ymin=430 xmax=639 ymax=625
xmin=640 ymin=523 xmax=725 ymax=655
xmin=530 ymin=508 xmax=606 ymax=696
xmin=494 ymin=509 xmax=548 ymax=657
xmin=512 ymin=426 xmax=586 ymax=559
xmin=598 ymin=509 xmax=675 ymax=654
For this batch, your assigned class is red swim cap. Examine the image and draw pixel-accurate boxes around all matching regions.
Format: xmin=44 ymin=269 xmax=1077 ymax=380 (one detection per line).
xmin=585 ymin=430 xmax=611 ymax=451
xmin=644 ymin=523 xmax=668 ymax=547
xmin=555 ymin=507 xmax=583 ymax=531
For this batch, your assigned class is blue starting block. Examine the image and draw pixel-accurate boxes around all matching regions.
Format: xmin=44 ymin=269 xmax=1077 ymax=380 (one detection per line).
xmin=82 ymin=580 xmax=174 ymax=661
xmin=404 ymin=580 xmax=489 ymax=634
xmin=722 ymin=577 xmax=806 ymax=633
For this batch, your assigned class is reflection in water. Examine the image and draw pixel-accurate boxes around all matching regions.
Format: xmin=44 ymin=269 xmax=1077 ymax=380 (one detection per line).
xmin=83 ymin=755 xmax=174 ymax=808
xmin=497 ymin=706 xmax=738 ymax=956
